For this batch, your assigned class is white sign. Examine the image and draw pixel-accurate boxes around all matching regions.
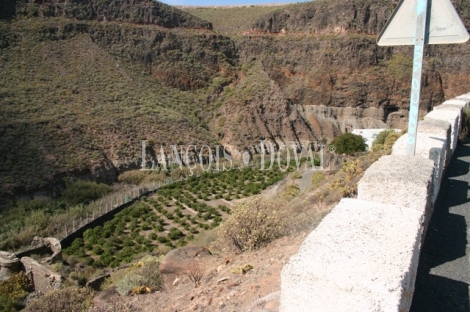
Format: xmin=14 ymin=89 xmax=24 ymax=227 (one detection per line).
xmin=377 ymin=0 xmax=469 ymax=46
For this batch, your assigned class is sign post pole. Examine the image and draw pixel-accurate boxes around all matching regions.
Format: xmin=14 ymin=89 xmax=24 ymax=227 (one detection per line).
xmin=407 ymin=0 xmax=429 ymax=156
xmin=377 ymin=0 xmax=469 ymax=155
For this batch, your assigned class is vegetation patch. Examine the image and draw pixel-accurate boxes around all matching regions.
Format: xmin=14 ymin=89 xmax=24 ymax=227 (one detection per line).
xmin=63 ymin=166 xmax=288 ymax=267
xmin=331 ymin=133 xmax=367 ymax=155
xmin=23 ymin=287 xmax=93 ymax=312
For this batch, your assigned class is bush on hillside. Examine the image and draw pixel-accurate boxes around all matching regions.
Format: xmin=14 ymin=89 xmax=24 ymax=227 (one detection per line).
xmin=0 ymin=295 xmax=18 ymax=312
xmin=214 ymin=197 xmax=287 ymax=252
xmin=0 ymin=272 xmax=31 ymax=311
xmin=372 ymin=128 xmax=395 ymax=146
xmin=372 ymin=129 xmax=401 ymax=152
xmin=331 ymin=133 xmax=367 ymax=155
xmin=23 ymin=287 xmax=93 ymax=312
xmin=112 ymin=256 xmax=164 ymax=295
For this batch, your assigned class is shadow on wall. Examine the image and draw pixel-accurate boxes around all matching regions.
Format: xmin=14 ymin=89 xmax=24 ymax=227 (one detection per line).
xmin=411 ymin=144 xmax=470 ymax=312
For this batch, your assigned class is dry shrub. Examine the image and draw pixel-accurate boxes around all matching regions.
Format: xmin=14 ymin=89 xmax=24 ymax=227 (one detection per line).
xmin=89 ymin=300 xmax=138 ymax=312
xmin=214 ymin=197 xmax=287 ymax=252
xmin=282 ymin=184 xmax=300 ymax=199
xmin=110 ymin=255 xmax=163 ymax=296
xmin=311 ymin=171 xmax=325 ymax=187
xmin=290 ymin=171 xmax=302 ymax=179
xmin=320 ymin=187 xmax=343 ymax=206
xmin=23 ymin=287 xmax=93 ymax=312
xmin=184 ymin=259 xmax=205 ymax=287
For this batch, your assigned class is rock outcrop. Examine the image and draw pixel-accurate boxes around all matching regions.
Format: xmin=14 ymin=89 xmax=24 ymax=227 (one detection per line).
xmin=5 ymin=0 xmax=212 ymax=29
xmin=0 ymin=251 xmax=21 ymax=281
xmin=31 ymin=237 xmax=62 ymax=264
xmin=20 ymin=257 xmax=63 ymax=294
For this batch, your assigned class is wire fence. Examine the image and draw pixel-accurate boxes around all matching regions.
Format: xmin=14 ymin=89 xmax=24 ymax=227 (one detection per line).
xmin=56 ymin=178 xmax=184 ymax=241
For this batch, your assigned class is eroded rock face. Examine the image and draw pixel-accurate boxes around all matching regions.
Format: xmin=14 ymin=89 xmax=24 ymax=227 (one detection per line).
xmin=0 ymin=251 xmax=20 ymax=281
xmin=20 ymin=257 xmax=62 ymax=294
xmin=8 ymin=0 xmax=212 ymax=29
xmin=219 ymin=0 xmax=470 ymax=151
xmin=31 ymin=237 xmax=62 ymax=264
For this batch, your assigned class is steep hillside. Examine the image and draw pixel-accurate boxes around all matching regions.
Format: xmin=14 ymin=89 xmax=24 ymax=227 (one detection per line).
xmin=187 ymin=0 xmax=470 ymax=152
xmin=0 ymin=0 xmax=235 ymax=202
xmin=1 ymin=0 xmax=213 ymax=28
xmin=1 ymin=0 xmax=470 ymax=203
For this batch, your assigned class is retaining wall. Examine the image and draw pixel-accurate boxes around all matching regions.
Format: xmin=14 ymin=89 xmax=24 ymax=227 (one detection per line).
xmin=280 ymin=93 xmax=470 ymax=312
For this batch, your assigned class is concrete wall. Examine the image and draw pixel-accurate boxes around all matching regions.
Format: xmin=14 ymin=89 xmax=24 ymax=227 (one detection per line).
xmin=280 ymin=93 xmax=470 ymax=312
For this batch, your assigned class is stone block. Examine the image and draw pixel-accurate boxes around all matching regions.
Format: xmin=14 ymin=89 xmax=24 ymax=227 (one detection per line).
xmin=280 ymin=198 xmax=423 ymax=312
xmin=442 ymin=99 xmax=469 ymax=107
xmin=358 ymin=155 xmax=434 ymax=215
xmin=424 ymin=110 xmax=460 ymax=153
xmin=0 ymin=251 xmax=20 ymax=281
xmin=455 ymin=94 xmax=470 ymax=102
xmin=391 ymin=131 xmax=447 ymax=203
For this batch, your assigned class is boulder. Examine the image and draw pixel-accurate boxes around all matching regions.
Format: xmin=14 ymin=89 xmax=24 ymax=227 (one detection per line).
xmin=20 ymin=257 xmax=62 ymax=294
xmin=31 ymin=236 xmax=62 ymax=264
xmin=0 ymin=251 xmax=20 ymax=281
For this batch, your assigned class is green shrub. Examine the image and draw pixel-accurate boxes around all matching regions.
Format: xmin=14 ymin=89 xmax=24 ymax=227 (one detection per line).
xmin=0 ymin=295 xmax=17 ymax=312
xmin=0 ymin=272 xmax=31 ymax=310
xmin=61 ymin=180 xmax=112 ymax=206
xmin=331 ymin=133 xmax=367 ymax=155
xmin=157 ymin=236 xmax=168 ymax=244
xmin=372 ymin=128 xmax=395 ymax=146
xmin=168 ymin=228 xmax=185 ymax=240
xmin=69 ymin=272 xmax=87 ymax=287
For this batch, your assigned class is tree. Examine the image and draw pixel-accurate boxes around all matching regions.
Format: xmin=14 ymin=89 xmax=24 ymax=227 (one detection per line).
xmin=331 ymin=133 xmax=367 ymax=155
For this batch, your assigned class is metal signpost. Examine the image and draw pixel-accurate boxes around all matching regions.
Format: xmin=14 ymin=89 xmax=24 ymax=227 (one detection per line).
xmin=377 ymin=0 xmax=469 ymax=156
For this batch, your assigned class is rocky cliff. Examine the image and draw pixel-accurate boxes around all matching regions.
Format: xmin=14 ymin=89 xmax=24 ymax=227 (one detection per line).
xmin=209 ymin=0 xmax=470 ymax=151
xmin=3 ymin=0 xmax=212 ymax=29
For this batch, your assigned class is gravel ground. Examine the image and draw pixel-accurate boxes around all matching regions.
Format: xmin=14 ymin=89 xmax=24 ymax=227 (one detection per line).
xmin=411 ymin=144 xmax=470 ymax=312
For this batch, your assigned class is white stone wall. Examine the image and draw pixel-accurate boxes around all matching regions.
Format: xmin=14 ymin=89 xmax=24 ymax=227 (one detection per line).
xmin=280 ymin=93 xmax=470 ymax=312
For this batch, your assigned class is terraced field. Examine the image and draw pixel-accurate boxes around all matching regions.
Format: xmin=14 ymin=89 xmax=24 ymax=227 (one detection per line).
xmin=64 ymin=166 xmax=288 ymax=267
